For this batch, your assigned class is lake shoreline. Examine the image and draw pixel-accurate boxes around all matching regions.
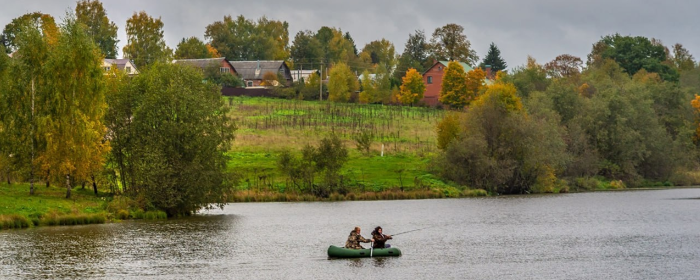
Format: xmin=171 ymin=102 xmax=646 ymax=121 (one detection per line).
xmin=2 ymin=182 xmax=695 ymax=230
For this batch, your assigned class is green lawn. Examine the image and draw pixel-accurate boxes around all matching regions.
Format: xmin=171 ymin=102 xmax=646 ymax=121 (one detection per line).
xmin=0 ymin=183 xmax=107 ymax=217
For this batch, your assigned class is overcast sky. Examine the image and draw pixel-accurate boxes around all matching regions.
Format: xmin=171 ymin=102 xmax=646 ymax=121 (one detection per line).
xmin=1 ymin=0 xmax=698 ymax=68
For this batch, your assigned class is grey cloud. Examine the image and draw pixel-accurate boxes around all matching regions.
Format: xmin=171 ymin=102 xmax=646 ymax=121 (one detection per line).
xmin=1 ymin=0 xmax=698 ymax=68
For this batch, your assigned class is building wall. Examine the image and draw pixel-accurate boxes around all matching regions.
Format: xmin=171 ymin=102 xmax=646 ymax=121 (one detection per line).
xmin=245 ymin=79 xmax=264 ymax=87
xmin=220 ymin=60 xmax=236 ymax=75
xmin=421 ymin=62 xmax=447 ymax=106
xmin=124 ymin=62 xmax=138 ymax=75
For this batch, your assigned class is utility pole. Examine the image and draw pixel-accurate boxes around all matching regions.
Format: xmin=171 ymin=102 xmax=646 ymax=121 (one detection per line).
xmin=319 ymin=64 xmax=323 ymax=101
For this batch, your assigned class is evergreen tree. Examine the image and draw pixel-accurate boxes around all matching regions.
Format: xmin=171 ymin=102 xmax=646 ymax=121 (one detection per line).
xmin=479 ymin=42 xmax=507 ymax=72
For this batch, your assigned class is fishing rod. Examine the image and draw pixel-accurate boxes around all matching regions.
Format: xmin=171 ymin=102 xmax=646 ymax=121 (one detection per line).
xmin=390 ymin=227 xmax=430 ymax=236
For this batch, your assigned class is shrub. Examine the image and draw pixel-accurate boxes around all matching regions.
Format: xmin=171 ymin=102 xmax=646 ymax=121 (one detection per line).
xmin=436 ymin=113 xmax=460 ymax=150
xmin=116 ymin=210 xmax=130 ymax=220
xmin=462 ymin=189 xmax=488 ymax=197
xmin=609 ymin=180 xmax=626 ymax=189
xmin=354 ymin=129 xmax=374 ymax=155
xmin=571 ymin=177 xmax=599 ymax=191
xmin=143 ymin=211 xmax=167 ymax=220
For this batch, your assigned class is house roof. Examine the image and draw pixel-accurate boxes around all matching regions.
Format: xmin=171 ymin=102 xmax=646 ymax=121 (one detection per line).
xmin=228 ymin=60 xmax=289 ymax=80
xmin=439 ymin=60 xmax=474 ymax=72
xmin=104 ymin=59 xmax=135 ymax=70
xmin=171 ymin=57 xmax=229 ymax=69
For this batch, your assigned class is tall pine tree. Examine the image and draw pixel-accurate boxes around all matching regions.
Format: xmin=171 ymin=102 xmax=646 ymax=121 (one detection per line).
xmin=480 ymin=42 xmax=507 ymax=72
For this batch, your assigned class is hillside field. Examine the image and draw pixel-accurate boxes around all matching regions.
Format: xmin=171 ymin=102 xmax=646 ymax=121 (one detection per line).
xmin=224 ymin=96 xmax=476 ymax=198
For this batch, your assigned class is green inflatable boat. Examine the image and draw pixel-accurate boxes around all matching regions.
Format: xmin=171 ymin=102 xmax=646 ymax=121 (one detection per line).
xmin=327 ymin=245 xmax=402 ymax=258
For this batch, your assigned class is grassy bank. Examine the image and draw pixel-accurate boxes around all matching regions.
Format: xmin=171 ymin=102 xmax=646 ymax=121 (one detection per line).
xmin=0 ymin=183 xmax=166 ymax=230
xmin=0 ymin=183 xmax=109 ymax=229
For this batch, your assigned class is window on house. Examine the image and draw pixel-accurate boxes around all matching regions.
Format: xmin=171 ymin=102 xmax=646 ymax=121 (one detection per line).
xmin=103 ymin=67 xmax=111 ymax=71
xmin=220 ymin=67 xmax=230 ymax=73
xmin=247 ymin=81 xmax=253 ymax=87
xmin=438 ymin=66 xmax=442 ymax=70
xmin=125 ymin=67 xmax=131 ymax=73
xmin=427 ymin=76 xmax=433 ymax=84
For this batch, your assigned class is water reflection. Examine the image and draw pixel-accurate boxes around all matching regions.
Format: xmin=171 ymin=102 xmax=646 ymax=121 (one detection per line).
xmin=372 ymin=257 xmax=388 ymax=267
xmin=2 ymin=189 xmax=700 ymax=279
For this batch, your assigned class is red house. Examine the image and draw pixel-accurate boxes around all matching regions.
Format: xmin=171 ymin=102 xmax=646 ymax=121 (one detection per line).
xmin=421 ymin=61 xmax=474 ymax=106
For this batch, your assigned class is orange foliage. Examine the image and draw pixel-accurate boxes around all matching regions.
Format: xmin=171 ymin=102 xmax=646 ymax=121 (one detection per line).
xmin=40 ymin=14 xmax=59 ymax=47
xmin=465 ymin=68 xmax=486 ymax=103
xmin=691 ymin=94 xmax=700 ymax=145
xmin=206 ymin=44 xmax=220 ymax=58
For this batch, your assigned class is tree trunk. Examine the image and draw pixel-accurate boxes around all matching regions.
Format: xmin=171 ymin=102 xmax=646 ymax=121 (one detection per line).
xmin=81 ymin=181 xmax=85 ymax=189
xmin=65 ymin=174 xmax=71 ymax=199
xmin=46 ymin=169 xmax=50 ymax=188
xmin=92 ymin=175 xmax=98 ymax=196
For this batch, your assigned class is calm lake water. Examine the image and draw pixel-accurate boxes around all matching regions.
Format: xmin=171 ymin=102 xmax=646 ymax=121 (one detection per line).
xmin=2 ymin=189 xmax=700 ymax=279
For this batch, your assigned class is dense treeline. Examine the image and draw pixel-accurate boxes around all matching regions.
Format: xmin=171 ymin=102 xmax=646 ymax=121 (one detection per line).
xmin=437 ymin=40 xmax=700 ymax=193
xmin=2 ymin=0 xmax=700 ymax=212
xmin=0 ymin=4 xmax=234 ymax=216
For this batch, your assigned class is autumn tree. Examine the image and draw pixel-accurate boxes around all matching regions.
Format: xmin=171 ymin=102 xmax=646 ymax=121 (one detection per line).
xmin=40 ymin=15 xmax=109 ymax=198
xmin=466 ymin=68 xmax=487 ymax=102
xmin=544 ymin=54 xmax=583 ymax=78
xmin=205 ymin=15 xmax=289 ymax=61
xmin=439 ymin=61 xmax=469 ymax=109
xmin=262 ymin=71 xmax=279 ymax=86
xmin=590 ymin=34 xmax=678 ymax=81
xmin=394 ymin=30 xmax=429 ymax=82
xmin=359 ymin=70 xmax=375 ymax=103
xmin=0 ymin=47 xmax=10 ymax=184
xmin=290 ymin=30 xmax=323 ymax=68
xmin=398 ymin=68 xmax=425 ymax=105
xmin=429 ymin=23 xmax=478 ymax=65
xmin=436 ymin=113 xmax=460 ymax=150
xmin=479 ymin=42 xmax=507 ymax=72
xmin=299 ymin=72 xmax=323 ymax=100
xmin=359 ymin=39 xmax=396 ymax=69
xmin=438 ymin=80 xmax=566 ymax=194
xmin=374 ymin=63 xmax=393 ymax=103
xmin=328 ymin=28 xmax=357 ymax=65
xmin=672 ymin=43 xmax=695 ymax=72
xmin=122 ymin=11 xmax=172 ymax=69
xmin=257 ymin=16 xmax=290 ymax=60
xmin=692 ymin=95 xmax=700 ymax=145
xmin=75 ymin=0 xmax=119 ymax=58
xmin=174 ymin=36 xmax=211 ymax=59
xmin=328 ymin=62 xmax=358 ymax=102
xmin=510 ymin=56 xmax=550 ymax=98
xmin=0 ymin=13 xmax=56 ymax=194
xmin=1 ymin=12 xmax=58 ymax=53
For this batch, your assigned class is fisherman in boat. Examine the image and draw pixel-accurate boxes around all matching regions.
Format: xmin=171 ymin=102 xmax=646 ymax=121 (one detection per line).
xmin=345 ymin=226 xmax=374 ymax=249
xmin=371 ymin=226 xmax=392 ymax=248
